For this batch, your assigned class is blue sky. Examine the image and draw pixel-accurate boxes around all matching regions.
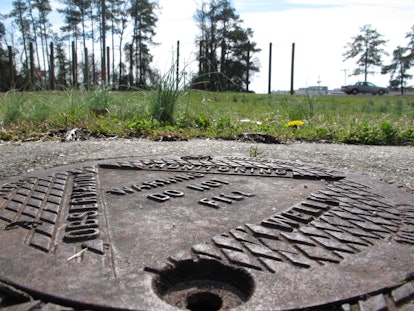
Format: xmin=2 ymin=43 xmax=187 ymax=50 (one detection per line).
xmin=157 ymin=0 xmax=414 ymax=91
xmin=1 ymin=0 xmax=414 ymax=92
xmin=235 ymin=0 xmax=342 ymax=13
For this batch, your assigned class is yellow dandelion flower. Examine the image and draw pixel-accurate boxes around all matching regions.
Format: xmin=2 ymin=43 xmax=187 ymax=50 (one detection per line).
xmin=286 ymin=120 xmax=304 ymax=128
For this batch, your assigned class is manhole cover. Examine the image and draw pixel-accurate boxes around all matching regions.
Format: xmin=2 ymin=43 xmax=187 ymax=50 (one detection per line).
xmin=0 ymin=156 xmax=413 ymax=310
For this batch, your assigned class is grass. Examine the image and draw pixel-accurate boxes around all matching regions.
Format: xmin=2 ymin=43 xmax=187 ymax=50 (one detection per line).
xmin=0 ymin=89 xmax=413 ymax=145
xmin=149 ymin=66 xmax=183 ymax=124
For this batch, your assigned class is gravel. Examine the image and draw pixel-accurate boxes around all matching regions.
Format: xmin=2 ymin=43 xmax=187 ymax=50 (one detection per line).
xmin=0 ymin=138 xmax=413 ymax=193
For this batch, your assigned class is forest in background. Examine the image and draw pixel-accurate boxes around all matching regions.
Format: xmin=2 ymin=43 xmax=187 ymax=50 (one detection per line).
xmin=0 ymin=0 xmax=260 ymax=92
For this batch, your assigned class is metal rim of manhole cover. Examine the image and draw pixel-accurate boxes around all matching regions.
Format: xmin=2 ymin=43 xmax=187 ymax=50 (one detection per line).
xmin=0 ymin=155 xmax=413 ymax=311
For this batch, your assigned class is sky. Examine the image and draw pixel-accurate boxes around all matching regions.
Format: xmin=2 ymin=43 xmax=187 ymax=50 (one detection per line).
xmin=1 ymin=0 xmax=414 ymax=93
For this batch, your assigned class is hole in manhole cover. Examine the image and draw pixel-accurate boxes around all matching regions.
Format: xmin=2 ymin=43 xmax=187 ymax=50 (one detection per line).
xmin=186 ymin=292 xmax=223 ymax=311
xmin=153 ymin=259 xmax=254 ymax=310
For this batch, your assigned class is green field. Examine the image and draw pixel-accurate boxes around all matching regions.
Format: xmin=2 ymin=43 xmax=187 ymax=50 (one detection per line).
xmin=1 ymin=89 xmax=413 ymax=145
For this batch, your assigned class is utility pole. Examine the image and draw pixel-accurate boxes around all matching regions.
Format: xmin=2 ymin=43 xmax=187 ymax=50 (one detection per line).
xmin=176 ymin=40 xmax=180 ymax=89
xmin=268 ymin=42 xmax=272 ymax=94
xmin=290 ymin=42 xmax=295 ymax=95
xmin=246 ymin=41 xmax=250 ymax=92
xmin=101 ymin=0 xmax=106 ymax=84
xmin=317 ymin=76 xmax=321 ymax=94
xmin=8 ymin=46 xmax=15 ymax=88
xmin=49 ymin=43 xmax=55 ymax=90
xmin=107 ymin=46 xmax=110 ymax=87
xmin=129 ymin=44 xmax=133 ymax=87
xmin=30 ymin=42 xmax=35 ymax=87
xmin=341 ymin=69 xmax=347 ymax=85
xmin=84 ymin=47 xmax=88 ymax=90
xmin=72 ymin=41 xmax=77 ymax=88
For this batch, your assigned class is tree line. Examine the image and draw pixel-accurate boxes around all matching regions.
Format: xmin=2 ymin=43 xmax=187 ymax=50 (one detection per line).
xmin=1 ymin=1 xmax=414 ymax=93
xmin=0 ymin=0 xmax=260 ymax=92
xmin=343 ymin=24 xmax=414 ymax=93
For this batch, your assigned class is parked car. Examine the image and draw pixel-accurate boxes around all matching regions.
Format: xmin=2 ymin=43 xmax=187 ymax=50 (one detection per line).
xmin=341 ymin=82 xmax=389 ymax=95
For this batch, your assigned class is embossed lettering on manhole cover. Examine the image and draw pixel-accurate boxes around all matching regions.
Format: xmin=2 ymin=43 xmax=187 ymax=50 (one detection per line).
xmin=0 ymin=156 xmax=413 ymax=310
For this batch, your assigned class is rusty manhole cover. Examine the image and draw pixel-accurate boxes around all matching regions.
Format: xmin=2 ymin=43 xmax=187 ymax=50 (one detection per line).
xmin=0 ymin=156 xmax=413 ymax=310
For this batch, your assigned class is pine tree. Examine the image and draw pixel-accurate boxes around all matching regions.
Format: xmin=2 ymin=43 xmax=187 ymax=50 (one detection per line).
xmin=116 ymin=3 xmax=129 ymax=87
xmin=193 ymin=0 xmax=260 ymax=92
xmin=382 ymin=26 xmax=414 ymax=94
xmin=32 ymin=0 xmax=52 ymax=74
xmin=128 ymin=0 xmax=159 ymax=88
xmin=53 ymin=35 xmax=69 ymax=89
xmin=107 ymin=0 xmax=123 ymax=85
xmin=0 ymin=21 xmax=11 ymax=91
xmin=343 ymin=24 xmax=388 ymax=82
xmin=406 ymin=25 xmax=414 ymax=68
xmin=9 ymin=0 xmax=32 ymax=78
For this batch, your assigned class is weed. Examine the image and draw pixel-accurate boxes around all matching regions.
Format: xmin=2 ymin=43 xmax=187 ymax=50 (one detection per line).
xmin=1 ymin=91 xmax=25 ymax=125
xmin=342 ymin=120 xmax=401 ymax=145
xmin=192 ymin=114 xmax=211 ymax=129
xmin=149 ymin=66 xmax=183 ymax=124
xmin=249 ymin=146 xmax=263 ymax=157
xmin=65 ymin=90 xmax=84 ymax=126
xmin=393 ymin=100 xmax=403 ymax=116
xmin=379 ymin=121 xmax=398 ymax=144
xmin=279 ymin=95 xmax=314 ymax=121
xmin=379 ymin=103 xmax=388 ymax=113
xmin=87 ymin=87 xmax=112 ymax=112
xmin=401 ymin=128 xmax=414 ymax=143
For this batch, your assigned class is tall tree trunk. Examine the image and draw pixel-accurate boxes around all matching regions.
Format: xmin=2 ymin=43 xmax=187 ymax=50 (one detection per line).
xmin=111 ymin=18 xmax=116 ymax=85
xmin=101 ymin=0 xmax=106 ymax=84
xmin=91 ymin=11 xmax=96 ymax=87
xmin=118 ymin=26 xmax=124 ymax=86
xmin=27 ymin=0 xmax=41 ymax=69
xmin=17 ymin=7 xmax=29 ymax=75
xmin=40 ymin=13 xmax=49 ymax=75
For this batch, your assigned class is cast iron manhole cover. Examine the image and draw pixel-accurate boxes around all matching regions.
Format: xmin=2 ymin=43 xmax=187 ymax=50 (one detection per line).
xmin=0 ymin=156 xmax=413 ymax=310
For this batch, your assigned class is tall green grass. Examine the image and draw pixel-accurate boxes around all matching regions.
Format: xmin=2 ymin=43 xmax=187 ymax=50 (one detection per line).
xmin=0 ymin=90 xmax=413 ymax=145
xmin=149 ymin=66 xmax=184 ymax=124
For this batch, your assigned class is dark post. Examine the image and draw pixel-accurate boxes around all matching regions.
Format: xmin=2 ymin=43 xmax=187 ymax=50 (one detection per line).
xmin=246 ymin=41 xmax=250 ymax=92
xmin=129 ymin=44 xmax=133 ymax=87
xmin=268 ymin=43 xmax=272 ymax=94
xmin=107 ymin=46 xmax=110 ymax=87
xmin=220 ymin=40 xmax=226 ymax=91
xmin=176 ymin=40 xmax=180 ymax=88
xmin=49 ymin=42 xmax=55 ymax=90
xmin=364 ymin=42 xmax=368 ymax=83
xmin=399 ymin=50 xmax=404 ymax=96
xmin=203 ymin=41 xmax=208 ymax=89
xmin=101 ymin=0 xmax=106 ymax=85
xmin=198 ymin=40 xmax=203 ymax=75
xmin=72 ymin=41 xmax=78 ymax=88
xmin=92 ymin=53 xmax=96 ymax=87
xmin=8 ymin=46 xmax=15 ymax=88
xmin=290 ymin=42 xmax=295 ymax=95
xmin=84 ymin=47 xmax=89 ymax=90
xmin=29 ymin=42 xmax=35 ymax=87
